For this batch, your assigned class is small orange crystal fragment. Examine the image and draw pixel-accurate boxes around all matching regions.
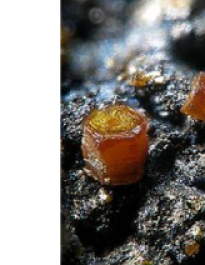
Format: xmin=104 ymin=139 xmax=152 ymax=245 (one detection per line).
xmin=181 ymin=72 xmax=205 ymax=121
xmin=81 ymin=105 xmax=149 ymax=185
xmin=130 ymin=72 xmax=152 ymax=87
xmin=184 ymin=240 xmax=200 ymax=256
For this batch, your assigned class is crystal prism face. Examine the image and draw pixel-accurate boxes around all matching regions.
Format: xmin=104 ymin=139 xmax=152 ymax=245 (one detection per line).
xmin=81 ymin=105 xmax=149 ymax=185
xmin=181 ymin=72 xmax=205 ymax=121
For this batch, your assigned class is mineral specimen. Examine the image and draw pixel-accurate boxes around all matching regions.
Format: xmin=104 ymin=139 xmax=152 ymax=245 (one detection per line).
xmin=81 ymin=104 xmax=149 ymax=185
xmin=61 ymin=1 xmax=205 ymax=264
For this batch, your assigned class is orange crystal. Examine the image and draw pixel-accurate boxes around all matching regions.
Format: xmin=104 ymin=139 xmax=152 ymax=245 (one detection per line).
xmin=184 ymin=240 xmax=200 ymax=256
xmin=180 ymin=72 xmax=205 ymax=121
xmin=130 ymin=72 xmax=152 ymax=87
xmin=81 ymin=105 xmax=149 ymax=185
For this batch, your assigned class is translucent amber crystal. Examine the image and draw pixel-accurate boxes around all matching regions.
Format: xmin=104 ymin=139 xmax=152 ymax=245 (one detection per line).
xmin=130 ymin=70 xmax=164 ymax=87
xmin=181 ymin=72 xmax=205 ymax=121
xmin=184 ymin=240 xmax=200 ymax=256
xmin=81 ymin=105 xmax=149 ymax=185
xmin=130 ymin=72 xmax=152 ymax=87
